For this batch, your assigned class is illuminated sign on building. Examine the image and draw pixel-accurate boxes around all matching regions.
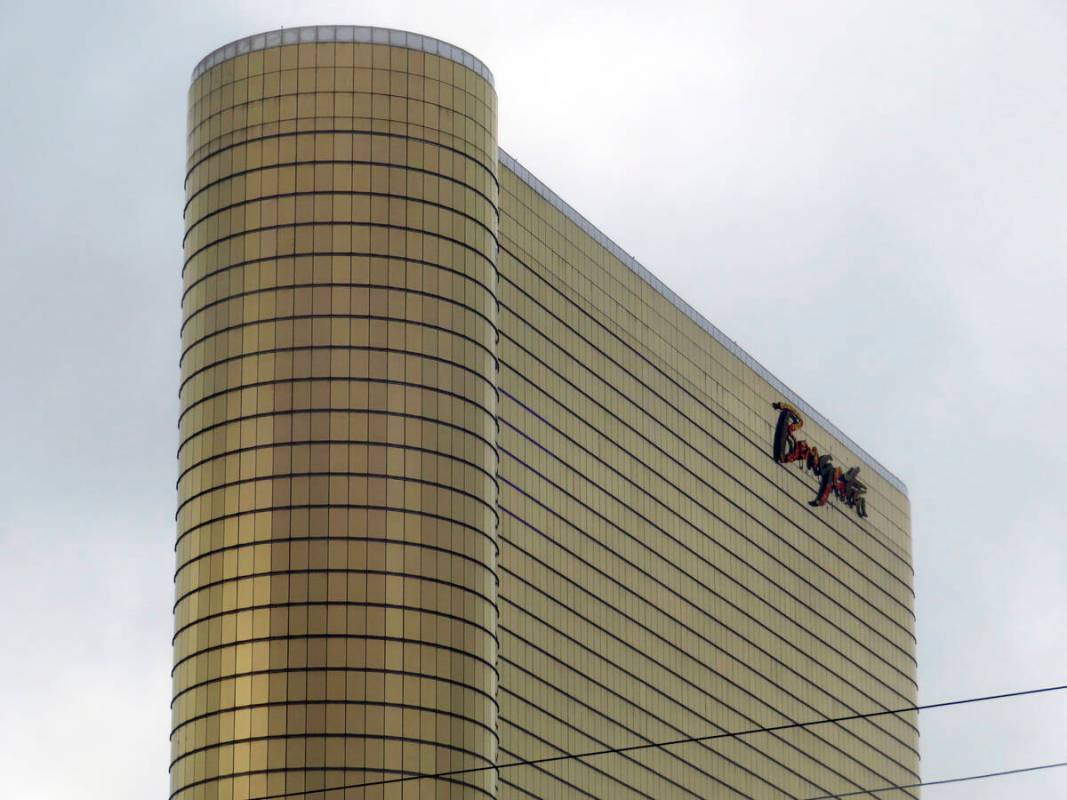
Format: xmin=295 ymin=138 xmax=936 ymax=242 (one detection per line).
xmin=772 ymin=401 xmax=868 ymax=518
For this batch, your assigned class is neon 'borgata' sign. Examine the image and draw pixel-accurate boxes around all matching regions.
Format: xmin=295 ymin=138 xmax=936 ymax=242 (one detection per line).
xmin=772 ymin=402 xmax=868 ymax=518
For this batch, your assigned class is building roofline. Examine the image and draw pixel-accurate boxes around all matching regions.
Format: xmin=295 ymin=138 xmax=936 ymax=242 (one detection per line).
xmin=191 ymin=25 xmax=494 ymax=86
xmin=498 ymin=149 xmax=908 ymax=495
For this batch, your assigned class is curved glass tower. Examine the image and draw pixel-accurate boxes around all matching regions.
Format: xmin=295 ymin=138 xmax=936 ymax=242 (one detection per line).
xmin=177 ymin=27 xmax=500 ymax=800
xmin=175 ymin=25 xmax=919 ymax=800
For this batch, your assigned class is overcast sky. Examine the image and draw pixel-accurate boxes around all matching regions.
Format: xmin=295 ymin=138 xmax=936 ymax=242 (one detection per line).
xmin=1 ymin=1 xmax=1066 ymax=798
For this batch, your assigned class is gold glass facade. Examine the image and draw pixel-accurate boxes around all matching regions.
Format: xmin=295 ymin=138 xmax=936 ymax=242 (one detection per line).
xmin=177 ymin=26 xmax=917 ymax=800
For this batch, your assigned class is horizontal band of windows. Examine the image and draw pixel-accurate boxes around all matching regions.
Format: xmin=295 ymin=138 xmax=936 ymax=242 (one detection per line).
xmin=187 ymin=136 xmax=494 ymax=206
xmin=180 ymin=416 xmax=499 ymax=480
xmin=184 ymin=189 xmax=497 ymax=256
xmin=181 ymin=280 xmax=497 ymax=344
xmin=182 ymin=272 xmax=498 ymax=334
xmin=178 ymin=376 xmax=498 ymax=445
xmin=181 ymin=327 xmax=495 ymax=394
xmin=172 ymin=540 xmax=497 ymax=588
xmin=185 ymin=159 xmax=498 ymax=222
xmin=179 ymin=480 xmax=499 ymax=550
xmin=175 ymin=468 xmax=499 ymax=525
xmin=189 ymin=67 xmax=494 ymax=126
xmin=177 ymin=470 xmax=497 ymax=536
xmin=177 ymin=422 xmax=497 ymax=481
xmin=181 ymin=307 xmax=494 ymax=360
xmin=185 ymin=126 xmax=500 ymax=196
xmin=171 ymin=630 xmax=500 ymax=681
xmin=174 ymin=522 xmax=495 ymax=584
xmin=188 ymin=65 xmax=495 ymax=119
xmin=170 ymin=662 xmax=501 ymax=713
xmin=179 ymin=384 xmax=496 ymax=449
xmin=498 ymin=502 xmax=919 ymax=765
xmin=186 ymin=104 xmax=497 ymax=179
xmin=177 ymin=430 xmax=498 ymax=489
xmin=187 ymin=160 xmax=495 ymax=248
xmin=172 ymin=581 xmax=500 ymax=639
xmin=182 ymin=250 xmax=497 ymax=313
xmin=499 ymin=381 xmax=916 ymax=661
xmin=171 ymin=583 xmax=499 ymax=635
xmin=187 ymin=88 xmax=497 ymax=175
xmin=178 ymin=409 xmax=498 ymax=471
xmin=180 ymin=401 xmax=499 ymax=456
xmin=168 ymin=640 xmax=497 ymax=699
xmin=179 ymin=492 xmax=499 ymax=554
xmin=188 ymin=99 xmax=495 ymax=182
xmin=178 ymin=426 xmax=497 ymax=495
xmin=500 ymin=441 xmax=918 ymax=703
xmin=497 ymin=530 xmax=920 ymax=769
xmin=188 ymin=115 xmax=493 ymax=180
xmin=181 ymin=313 xmax=495 ymax=378
xmin=169 ymin=748 xmax=496 ymax=800
xmin=499 ymin=644 xmax=917 ymax=795
xmin=181 ymin=324 xmax=496 ymax=391
xmin=184 ymin=351 xmax=493 ymax=419
xmin=500 ymin=238 xmax=912 ymax=564
xmin=172 ymin=553 xmax=499 ymax=607
xmin=175 ymin=534 xmax=498 ymax=595
xmin=175 ymin=502 xmax=498 ymax=560
xmin=184 ymin=209 xmax=496 ymax=289
xmin=179 ymin=379 xmax=498 ymax=459
xmin=184 ymin=237 xmax=495 ymax=307
xmin=497 ymin=306 xmax=915 ymax=621
xmin=188 ymin=64 xmax=495 ymax=119
xmin=170 ymin=697 xmax=499 ymax=755
xmin=184 ymin=188 xmax=494 ymax=250
xmin=183 ymin=218 xmax=496 ymax=278
xmin=191 ymin=56 xmax=494 ymax=102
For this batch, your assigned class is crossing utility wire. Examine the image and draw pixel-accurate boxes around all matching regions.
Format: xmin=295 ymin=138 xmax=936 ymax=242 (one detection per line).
xmin=249 ymin=681 xmax=1067 ymax=799
xmin=802 ymin=759 xmax=1067 ymax=799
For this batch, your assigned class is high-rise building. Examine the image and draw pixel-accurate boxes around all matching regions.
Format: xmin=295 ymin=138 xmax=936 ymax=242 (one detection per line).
xmin=175 ymin=26 xmax=917 ymax=800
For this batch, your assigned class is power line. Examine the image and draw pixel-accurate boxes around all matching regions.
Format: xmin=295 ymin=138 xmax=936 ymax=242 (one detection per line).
xmin=242 ymin=681 xmax=1067 ymax=798
xmin=803 ymin=759 xmax=1067 ymax=799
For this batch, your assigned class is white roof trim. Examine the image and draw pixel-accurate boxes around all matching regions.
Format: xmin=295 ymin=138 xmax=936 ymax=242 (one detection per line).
xmin=192 ymin=25 xmax=494 ymax=86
